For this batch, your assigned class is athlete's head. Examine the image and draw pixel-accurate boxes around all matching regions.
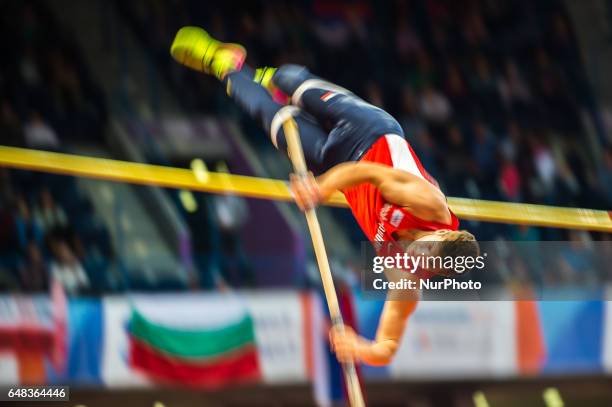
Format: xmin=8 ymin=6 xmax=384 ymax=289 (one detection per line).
xmin=410 ymin=229 xmax=480 ymax=277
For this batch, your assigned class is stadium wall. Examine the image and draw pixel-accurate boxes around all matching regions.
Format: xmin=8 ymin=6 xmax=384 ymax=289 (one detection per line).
xmin=1 ymin=291 xmax=611 ymax=391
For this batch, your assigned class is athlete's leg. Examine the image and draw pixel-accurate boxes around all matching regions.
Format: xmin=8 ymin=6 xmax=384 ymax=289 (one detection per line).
xmin=171 ymin=27 xmax=331 ymax=173
xmin=272 ymin=64 xmax=354 ymax=130
xmin=223 ymin=67 xmax=329 ymax=173
xmin=272 ymin=64 xmax=405 ymax=164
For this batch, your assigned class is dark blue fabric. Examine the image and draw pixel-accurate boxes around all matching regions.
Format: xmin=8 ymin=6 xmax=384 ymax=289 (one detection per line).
xmin=274 ymin=64 xmax=405 ymax=169
xmin=225 ymin=68 xmax=330 ymax=174
xmin=226 ymin=64 xmax=404 ymax=175
xmin=225 ymin=67 xmax=280 ymax=136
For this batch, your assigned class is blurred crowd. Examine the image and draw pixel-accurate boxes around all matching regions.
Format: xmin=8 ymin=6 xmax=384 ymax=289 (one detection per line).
xmin=125 ymin=0 xmax=610 ymax=209
xmin=119 ymin=0 xmax=612 ymax=290
xmin=0 ymin=0 xmax=611 ymax=295
xmin=0 ymin=169 xmax=113 ymax=294
xmin=0 ymin=1 xmax=107 ymax=147
xmin=0 ymin=1 xmax=111 ymax=294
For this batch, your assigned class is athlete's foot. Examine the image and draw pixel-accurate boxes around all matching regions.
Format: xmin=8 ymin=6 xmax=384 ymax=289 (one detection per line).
xmin=170 ymin=26 xmax=246 ymax=81
xmin=254 ymin=66 xmax=289 ymax=104
xmin=254 ymin=67 xmax=276 ymax=90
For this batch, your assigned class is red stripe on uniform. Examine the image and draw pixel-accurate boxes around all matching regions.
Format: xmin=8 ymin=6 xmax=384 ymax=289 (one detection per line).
xmin=320 ymin=91 xmax=334 ymax=101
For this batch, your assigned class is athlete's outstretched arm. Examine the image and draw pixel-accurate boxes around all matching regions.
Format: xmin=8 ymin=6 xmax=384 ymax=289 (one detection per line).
xmin=331 ymin=278 xmax=419 ymax=366
xmin=291 ymin=162 xmax=449 ymax=220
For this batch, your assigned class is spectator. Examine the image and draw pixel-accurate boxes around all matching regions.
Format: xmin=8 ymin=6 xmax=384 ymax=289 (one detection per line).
xmin=407 ymin=51 xmax=437 ymax=90
xmin=443 ymin=125 xmax=472 ymax=195
xmin=470 ymin=55 xmax=502 ymax=119
xmin=499 ymin=121 xmax=523 ymax=163
xmin=430 ymin=24 xmax=450 ymax=57
xmin=548 ymin=14 xmax=578 ymax=72
xmin=212 ymin=163 xmax=254 ymax=287
xmin=533 ymin=48 xmax=581 ymax=132
xmin=23 ymin=111 xmax=60 ymax=149
xmin=462 ymin=12 xmax=492 ymax=52
xmin=530 ymin=137 xmax=557 ymax=199
xmin=499 ymin=156 xmax=521 ymax=202
xmin=412 ymin=129 xmax=439 ymax=179
xmin=395 ymin=19 xmax=421 ymax=62
xmin=418 ymin=84 xmax=451 ymax=124
xmin=498 ymin=60 xmax=532 ymax=110
xmin=14 ymin=195 xmax=43 ymax=251
xmin=19 ymin=46 xmax=42 ymax=90
xmin=71 ymin=234 xmax=108 ymax=293
xmin=49 ymin=239 xmax=90 ymax=295
xmin=364 ymin=81 xmax=384 ymax=108
xmin=49 ymin=53 xmax=97 ymax=136
xmin=312 ymin=13 xmax=351 ymax=49
xmin=398 ymin=86 xmax=426 ymax=136
xmin=444 ymin=64 xmax=472 ymax=118
xmin=19 ymin=242 xmax=48 ymax=292
xmin=554 ymin=147 xmax=581 ymax=205
xmin=0 ymin=100 xmax=24 ymax=147
xmin=345 ymin=6 xmax=369 ymax=44
xmin=32 ymin=188 xmax=68 ymax=235
xmin=471 ymin=121 xmax=498 ymax=176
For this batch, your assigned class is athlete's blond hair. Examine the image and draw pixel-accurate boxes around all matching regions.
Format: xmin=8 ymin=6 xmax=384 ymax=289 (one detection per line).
xmin=429 ymin=229 xmax=480 ymax=276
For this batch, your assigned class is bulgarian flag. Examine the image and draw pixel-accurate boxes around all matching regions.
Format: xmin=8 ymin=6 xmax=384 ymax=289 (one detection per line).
xmin=127 ymin=301 xmax=261 ymax=388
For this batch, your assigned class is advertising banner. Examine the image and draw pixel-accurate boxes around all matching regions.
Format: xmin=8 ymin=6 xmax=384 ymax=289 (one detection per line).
xmin=388 ymin=302 xmax=517 ymax=378
xmin=102 ymin=291 xmax=315 ymax=387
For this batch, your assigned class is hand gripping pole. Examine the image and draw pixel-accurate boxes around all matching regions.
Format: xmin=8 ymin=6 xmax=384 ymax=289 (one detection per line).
xmin=282 ymin=118 xmax=366 ymax=407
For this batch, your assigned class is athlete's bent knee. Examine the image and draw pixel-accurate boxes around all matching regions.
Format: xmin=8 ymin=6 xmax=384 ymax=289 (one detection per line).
xmin=270 ymin=105 xmax=301 ymax=149
xmin=273 ymin=65 xmax=311 ymax=97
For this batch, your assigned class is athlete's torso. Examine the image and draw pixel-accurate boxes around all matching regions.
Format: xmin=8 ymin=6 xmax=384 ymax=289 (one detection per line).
xmin=342 ymin=134 xmax=459 ymax=242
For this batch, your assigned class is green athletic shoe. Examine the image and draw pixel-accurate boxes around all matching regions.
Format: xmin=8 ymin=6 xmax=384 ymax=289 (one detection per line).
xmin=254 ymin=66 xmax=289 ymax=104
xmin=170 ymin=26 xmax=246 ymax=80
xmin=254 ymin=66 xmax=277 ymax=91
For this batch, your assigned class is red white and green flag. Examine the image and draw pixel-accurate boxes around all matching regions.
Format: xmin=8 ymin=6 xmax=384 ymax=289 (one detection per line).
xmin=102 ymin=292 xmax=317 ymax=389
xmin=127 ymin=307 xmax=260 ymax=387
